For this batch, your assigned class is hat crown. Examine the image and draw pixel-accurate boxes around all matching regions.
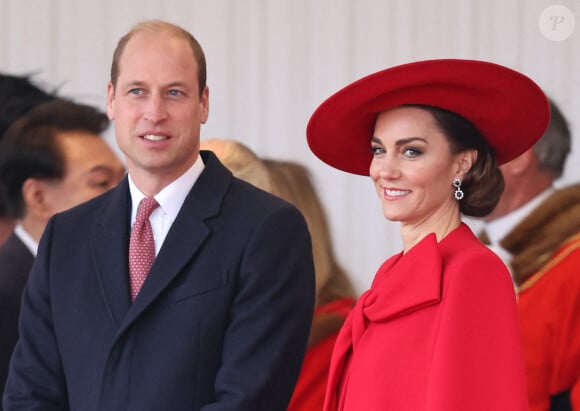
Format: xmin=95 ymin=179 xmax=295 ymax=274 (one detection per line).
xmin=307 ymin=58 xmax=550 ymax=175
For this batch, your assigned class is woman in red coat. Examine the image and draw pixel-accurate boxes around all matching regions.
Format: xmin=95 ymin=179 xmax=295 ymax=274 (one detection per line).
xmin=306 ymin=59 xmax=551 ymax=410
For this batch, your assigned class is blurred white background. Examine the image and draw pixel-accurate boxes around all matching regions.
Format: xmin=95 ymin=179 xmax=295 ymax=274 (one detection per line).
xmin=2 ymin=0 xmax=578 ymax=294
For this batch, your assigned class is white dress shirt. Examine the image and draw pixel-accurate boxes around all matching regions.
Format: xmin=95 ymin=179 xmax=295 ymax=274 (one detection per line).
xmin=128 ymin=155 xmax=205 ymax=256
xmin=14 ymin=224 xmax=39 ymax=257
xmin=484 ymin=188 xmax=554 ymax=267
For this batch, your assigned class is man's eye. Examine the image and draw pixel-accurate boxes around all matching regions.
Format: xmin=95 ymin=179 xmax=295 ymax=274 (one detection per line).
xmin=168 ymin=90 xmax=183 ymax=97
xmin=91 ymin=179 xmax=112 ymax=189
xmin=129 ymin=89 xmax=143 ymax=96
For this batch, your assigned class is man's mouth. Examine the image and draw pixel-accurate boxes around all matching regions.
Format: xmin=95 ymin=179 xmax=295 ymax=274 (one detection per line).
xmin=143 ymin=134 xmax=168 ymax=141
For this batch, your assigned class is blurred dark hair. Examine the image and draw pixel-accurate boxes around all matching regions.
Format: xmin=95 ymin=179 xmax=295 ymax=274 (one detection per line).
xmin=0 ymin=73 xmax=56 ymax=138
xmin=411 ymin=105 xmax=505 ymax=217
xmin=0 ymin=100 xmax=109 ymax=219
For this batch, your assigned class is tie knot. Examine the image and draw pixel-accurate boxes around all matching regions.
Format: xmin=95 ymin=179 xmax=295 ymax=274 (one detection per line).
xmin=136 ymin=197 xmax=159 ymax=223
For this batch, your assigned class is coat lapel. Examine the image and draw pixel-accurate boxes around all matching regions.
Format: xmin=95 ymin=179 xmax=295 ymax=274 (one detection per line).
xmin=91 ymin=178 xmax=132 ymax=326
xmin=119 ymin=151 xmax=232 ymax=331
xmin=124 ymin=203 xmax=211 ymax=321
xmin=4 ymin=233 xmax=35 ymax=283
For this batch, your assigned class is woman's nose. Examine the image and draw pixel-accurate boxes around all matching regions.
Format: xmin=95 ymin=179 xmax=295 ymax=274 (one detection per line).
xmin=370 ymin=156 xmax=400 ymax=179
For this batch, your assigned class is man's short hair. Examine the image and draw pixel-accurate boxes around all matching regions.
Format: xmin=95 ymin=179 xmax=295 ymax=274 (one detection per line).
xmin=0 ymin=100 xmax=109 ymax=219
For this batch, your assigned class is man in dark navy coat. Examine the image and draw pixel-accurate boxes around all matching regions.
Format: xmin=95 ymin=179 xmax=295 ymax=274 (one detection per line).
xmin=3 ymin=19 xmax=315 ymax=411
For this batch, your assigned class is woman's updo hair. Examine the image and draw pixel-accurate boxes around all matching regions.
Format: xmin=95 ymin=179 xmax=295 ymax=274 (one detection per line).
xmin=411 ymin=105 xmax=504 ymax=217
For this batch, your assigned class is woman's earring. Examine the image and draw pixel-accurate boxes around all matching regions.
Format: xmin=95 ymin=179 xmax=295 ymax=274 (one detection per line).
xmin=453 ymin=178 xmax=464 ymax=200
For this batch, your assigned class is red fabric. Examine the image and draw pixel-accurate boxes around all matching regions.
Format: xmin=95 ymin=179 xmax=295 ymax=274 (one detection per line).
xmin=287 ymin=298 xmax=354 ymax=411
xmin=306 ymin=59 xmax=549 ymax=176
xmin=324 ymin=224 xmax=528 ymax=410
xmin=518 ymin=236 xmax=580 ymax=411
xmin=129 ymin=197 xmax=159 ymax=301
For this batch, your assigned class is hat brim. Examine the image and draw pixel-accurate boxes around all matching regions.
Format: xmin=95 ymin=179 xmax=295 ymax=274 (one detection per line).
xmin=306 ymin=59 xmax=550 ymax=176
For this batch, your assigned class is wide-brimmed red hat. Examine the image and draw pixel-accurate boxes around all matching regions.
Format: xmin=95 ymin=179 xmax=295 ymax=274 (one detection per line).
xmin=306 ymin=59 xmax=550 ymax=176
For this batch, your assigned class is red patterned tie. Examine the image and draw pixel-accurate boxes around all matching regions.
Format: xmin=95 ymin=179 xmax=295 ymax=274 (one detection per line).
xmin=129 ymin=197 xmax=159 ymax=301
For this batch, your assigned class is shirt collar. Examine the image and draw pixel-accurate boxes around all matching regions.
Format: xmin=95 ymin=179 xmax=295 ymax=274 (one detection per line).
xmin=128 ymin=155 xmax=205 ymax=225
xmin=14 ymin=224 xmax=39 ymax=256
xmin=485 ymin=187 xmax=554 ymax=245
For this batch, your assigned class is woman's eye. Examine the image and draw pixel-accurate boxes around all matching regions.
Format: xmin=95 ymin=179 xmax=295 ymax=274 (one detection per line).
xmin=371 ymin=146 xmax=385 ymax=155
xmin=404 ymin=147 xmax=422 ymax=157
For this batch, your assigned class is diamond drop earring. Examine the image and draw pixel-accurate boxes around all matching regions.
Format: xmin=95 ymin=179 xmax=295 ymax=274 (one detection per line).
xmin=453 ymin=178 xmax=464 ymax=200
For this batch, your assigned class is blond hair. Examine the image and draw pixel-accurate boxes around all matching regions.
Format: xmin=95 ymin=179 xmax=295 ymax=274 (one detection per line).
xmin=201 ymin=139 xmax=272 ymax=191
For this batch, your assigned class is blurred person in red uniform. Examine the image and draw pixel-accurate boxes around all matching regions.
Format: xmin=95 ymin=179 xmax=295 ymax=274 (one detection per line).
xmin=307 ymin=59 xmax=550 ymax=410
xmin=201 ymin=138 xmax=356 ymax=410
xmin=480 ymin=99 xmax=580 ymax=411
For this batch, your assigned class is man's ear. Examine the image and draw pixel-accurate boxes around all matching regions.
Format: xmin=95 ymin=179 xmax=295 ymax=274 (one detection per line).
xmin=106 ymin=81 xmax=116 ymax=121
xmin=200 ymin=86 xmax=209 ymax=124
xmin=21 ymin=178 xmax=53 ymax=220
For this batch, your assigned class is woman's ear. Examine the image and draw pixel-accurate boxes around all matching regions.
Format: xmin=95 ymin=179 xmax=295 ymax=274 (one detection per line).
xmin=456 ymin=149 xmax=478 ymax=177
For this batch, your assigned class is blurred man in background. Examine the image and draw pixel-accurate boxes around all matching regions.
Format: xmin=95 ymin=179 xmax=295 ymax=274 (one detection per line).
xmin=0 ymin=73 xmax=57 ymax=245
xmin=481 ymin=99 xmax=580 ymax=411
xmin=0 ymin=99 xmax=125 ymax=403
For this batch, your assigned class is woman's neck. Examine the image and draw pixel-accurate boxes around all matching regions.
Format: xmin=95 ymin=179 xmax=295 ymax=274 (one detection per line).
xmin=400 ymin=207 xmax=461 ymax=253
